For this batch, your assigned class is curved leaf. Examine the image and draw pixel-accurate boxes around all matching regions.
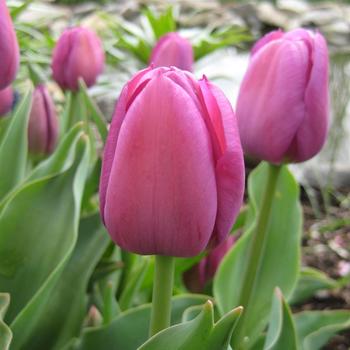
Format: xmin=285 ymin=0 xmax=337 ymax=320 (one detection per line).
xmin=0 ymin=294 xmax=12 ymax=350
xmin=139 ymin=301 xmax=242 ymax=350
xmin=214 ymin=163 xmax=302 ymax=348
xmin=0 ymin=126 xmax=90 ymax=327
xmin=264 ymin=288 xmax=298 ymax=350
xmin=295 ymin=310 xmax=350 ymax=350
xmin=74 ymin=295 xmax=211 ymax=350
xmin=0 ymin=87 xmax=32 ymax=199
xmin=10 ymin=214 xmax=109 ymax=350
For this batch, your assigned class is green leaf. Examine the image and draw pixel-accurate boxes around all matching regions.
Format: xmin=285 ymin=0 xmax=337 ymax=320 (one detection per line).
xmin=214 ymin=163 xmax=302 ymax=348
xmin=290 ymin=267 xmax=337 ymax=305
xmin=10 ymin=214 xmax=110 ymax=350
xmin=0 ymin=87 xmax=32 ymax=199
xmin=193 ymin=27 xmax=251 ymax=60
xmin=0 ymin=125 xmax=90 ymax=326
xmin=295 ymin=310 xmax=350 ymax=350
xmin=264 ymin=288 xmax=298 ymax=350
xmin=144 ymin=7 xmax=176 ymax=40
xmin=0 ymin=294 xmax=12 ymax=350
xmin=139 ymin=301 xmax=242 ymax=350
xmin=74 ymin=295 xmax=210 ymax=350
xmin=119 ymin=257 xmax=150 ymax=311
xmin=79 ymin=80 xmax=108 ymax=142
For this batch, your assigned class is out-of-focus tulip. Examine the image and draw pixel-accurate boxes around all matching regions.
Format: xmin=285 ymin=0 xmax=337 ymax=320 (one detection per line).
xmin=183 ymin=235 xmax=236 ymax=292
xmin=150 ymin=32 xmax=194 ymax=72
xmin=28 ymin=85 xmax=59 ymax=155
xmin=100 ymin=66 xmax=244 ymax=257
xmin=0 ymin=0 xmax=20 ymax=89
xmin=0 ymin=86 xmax=14 ymax=117
xmin=52 ymin=27 xmax=105 ymax=91
xmin=236 ymin=29 xmax=329 ymax=164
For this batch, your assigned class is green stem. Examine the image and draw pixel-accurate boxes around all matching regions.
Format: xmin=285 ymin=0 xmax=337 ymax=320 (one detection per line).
xmin=237 ymin=163 xmax=282 ymax=346
xmin=149 ymin=255 xmax=175 ymax=337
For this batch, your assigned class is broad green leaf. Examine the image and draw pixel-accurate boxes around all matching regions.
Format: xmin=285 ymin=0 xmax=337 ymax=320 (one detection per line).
xmin=214 ymin=163 xmax=302 ymax=348
xmin=139 ymin=301 xmax=242 ymax=350
xmin=0 ymin=294 xmax=12 ymax=350
xmin=10 ymin=214 xmax=110 ymax=350
xmin=0 ymin=127 xmax=89 ymax=325
xmin=0 ymin=87 xmax=32 ymax=199
xmin=264 ymin=288 xmax=298 ymax=350
xmin=74 ymin=295 xmax=210 ymax=350
xmin=290 ymin=267 xmax=337 ymax=305
xmin=295 ymin=310 xmax=350 ymax=350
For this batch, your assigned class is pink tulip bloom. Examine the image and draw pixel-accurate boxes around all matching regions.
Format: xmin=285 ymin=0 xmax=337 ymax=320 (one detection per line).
xmin=236 ymin=29 xmax=329 ymax=164
xmin=150 ymin=32 xmax=194 ymax=72
xmin=0 ymin=86 xmax=14 ymax=117
xmin=52 ymin=27 xmax=105 ymax=91
xmin=0 ymin=0 xmax=20 ymax=89
xmin=100 ymin=67 xmax=244 ymax=257
xmin=183 ymin=235 xmax=236 ymax=292
xmin=28 ymin=85 xmax=59 ymax=155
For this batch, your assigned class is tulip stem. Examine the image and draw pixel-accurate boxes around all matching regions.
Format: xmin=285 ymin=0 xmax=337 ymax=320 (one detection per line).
xmin=236 ymin=163 xmax=281 ymax=346
xmin=149 ymin=255 xmax=175 ymax=337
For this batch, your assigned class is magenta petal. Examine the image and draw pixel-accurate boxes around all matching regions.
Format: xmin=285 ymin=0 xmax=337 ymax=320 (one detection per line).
xmin=0 ymin=86 xmax=14 ymax=117
xmin=287 ymin=33 xmax=329 ymax=162
xmin=150 ymin=32 xmax=193 ymax=72
xmin=237 ymin=39 xmax=310 ymax=163
xmin=0 ymin=0 xmax=19 ymax=89
xmin=200 ymin=80 xmax=245 ymax=245
xmin=99 ymin=85 xmax=129 ymax=223
xmin=104 ymin=74 xmax=218 ymax=257
xmin=251 ymin=29 xmax=284 ymax=56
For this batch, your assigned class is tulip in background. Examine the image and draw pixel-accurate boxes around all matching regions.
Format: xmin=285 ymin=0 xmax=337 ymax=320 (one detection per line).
xmin=52 ymin=26 xmax=105 ymax=91
xmin=28 ymin=85 xmax=59 ymax=155
xmin=236 ymin=29 xmax=329 ymax=164
xmin=100 ymin=66 xmax=244 ymax=335
xmin=184 ymin=235 xmax=236 ymax=293
xmin=150 ymin=32 xmax=194 ymax=71
xmin=0 ymin=86 xmax=14 ymax=117
xmin=0 ymin=0 xmax=20 ymax=89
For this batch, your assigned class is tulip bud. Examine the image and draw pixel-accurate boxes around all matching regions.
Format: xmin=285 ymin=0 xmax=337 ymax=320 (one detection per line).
xmin=150 ymin=32 xmax=194 ymax=72
xmin=0 ymin=86 xmax=14 ymax=117
xmin=236 ymin=29 xmax=329 ymax=164
xmin=99 ymin=67 xmax=244 ymax=257
xmin=52 ymin=27 xmax=105 ymax=91
xmin=0 ymin=0 xmax=20 ymax=89
xmin=28 ymin=85 xmax=59 ymax=155
xmin=183 ymin=235 xmax=236 ymax=292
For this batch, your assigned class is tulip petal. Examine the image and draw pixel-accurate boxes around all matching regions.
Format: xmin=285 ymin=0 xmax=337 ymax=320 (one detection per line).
xmin=286 ymin=33 xmax=329 ymax=162
xmin=104 ymin=74 xmax=217 ymax=257
xmin=200 ymin=80 xmax=245 ymax=244
xmin=99 ymin=86 xmax=128 ymax=223
xmin=150 ymin=33 xmax=193 ymax=71
xmin=251 ymin=29 xmax=284 ymax=56
xmin=236 ymin=39 xmax=311 ymax=163
xmin=0 ymin=0 xmax=19 ymax=89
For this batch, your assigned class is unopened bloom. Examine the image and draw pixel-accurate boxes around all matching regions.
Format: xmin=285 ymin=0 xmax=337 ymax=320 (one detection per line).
xmin=236 ymin=29 xmax=329 ymax=163
xmin=0 ymin=86 xmax=14 ymax=117
xmin=183 ymin=235 xmax=236 ymax=292
xmin=52 ymin=27 xmax=105 ymax=91
xmin=0 ymin=0 xmax=20 ymax=89
xmin=100 ymin=67 xmax=244 ymax=257
xmin=28 ymin=85 xmax=59 ymax=155
xmin=150 ymin=32 xmax=194 ymax=71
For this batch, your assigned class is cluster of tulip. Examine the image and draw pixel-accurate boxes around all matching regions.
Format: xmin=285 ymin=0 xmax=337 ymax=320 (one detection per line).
xmin=0 ymin=0 xmax=333 ymax=348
